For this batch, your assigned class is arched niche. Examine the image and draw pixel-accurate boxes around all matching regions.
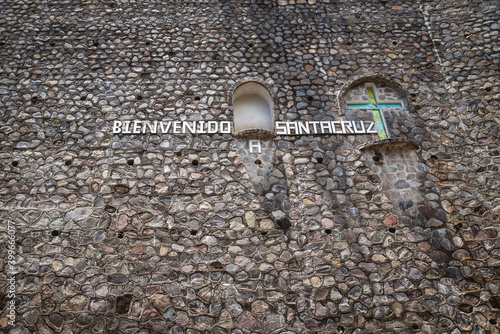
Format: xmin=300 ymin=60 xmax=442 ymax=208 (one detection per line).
xmin=342 ymin=77 xmax=413 ymax=141
xmin=233 ymin=82 xmax=274 ymax=134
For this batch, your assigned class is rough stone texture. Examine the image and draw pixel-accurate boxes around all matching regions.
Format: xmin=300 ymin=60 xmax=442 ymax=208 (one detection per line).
xmin=0 ymin=0 xmax=499 ymax=333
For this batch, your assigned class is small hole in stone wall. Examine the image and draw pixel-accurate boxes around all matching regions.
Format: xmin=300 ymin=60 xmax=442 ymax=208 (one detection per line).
xmin=212 ymin=54 xmax=221 ymax=60
xmin=194 ymin=96 xmax=200 ymax=101
xmin=94 ymin=42 xmax=99 ymax=47
xmin=50 ymin=42 xmax=56 ymax=47
xmin=485 ymin=87 xmax=492 ymax=92
xmin=65 ymin=159 xmax=72 ymax=166
xmin=12 ymin=161 xmax=19 ymax=167
xmin=337 ymin=325 xmax=345 ymax=333
xmin=255 ymin=159 xmax=262 ymax=166
xmin=190 ymin=230 xmax=197 ymax=236
xmin=51 ymin=231 xmax=59 ymax=237
xmin=31 ymin=96 xmax=39 ymax=103
xmin=316 ymin=157 xmax=323 ymax=164
xmin=176 ymin=151 xmax=183 ymax=157
xmin=136 ymin=95 xmax=143 ymax=101
xmin=411 ymin=323 xmax=419 ymax=330
xmin=248 ymin=43 xmax=254 ymax=47
xmin=80 ymin=96 xmax=87 ymax=101
xmin=145 ymin=41 xmax=151 ymax=46
xmin=346 ymin=41 xmax=352 ymax=46
xmin=192 ymin=160 xmax=199 ymax=166
xmin=127 ymin=159 xmax=134 ymax=166
xmin=372 ymin=155 xmax=381 ymax=162
xmin=325 ymin=229 xmax=332 ymax=234
xmin=307 ymin=96 xmax=313 ymax=101
xmin=300 ymin=44 xmax=305 ymax=47
xmin=261 ymin=231 xmax=267 ymax=236
xmin=389 ymin=227 xmax=396 ymax=233
xmin=410 ymin=93 xmax=417 ymax=99
xmin=392 ymin=41 xmax=398 ymax=45
xmin=455 ymin=223 xmax=463 ymax=229
xmin=490 ymin=319 xmax=497 ymax=325
xmin=118 ymin=232 xmax=124 ymax=239
xmin=430 ymin=155 xmax=438 ymax=160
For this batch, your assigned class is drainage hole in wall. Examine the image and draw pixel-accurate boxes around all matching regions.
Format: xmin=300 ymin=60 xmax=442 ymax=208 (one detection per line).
xmin=486 ymin=87 xmax=492 ymax=92
xmin=137 ymin=95 xmax=143 ymax=101
xmin=430 ymin=155 xmax=438 ymax=160
xmin=127 ymin=159 xmax=134 ymax=166
xmin=118 ymin=232 xmax=124 ymax=239
xmin=261 ymin=231 xmax=267 ymax=236
xmin=12 ymin=161 xmax=19 ymax=167
xmin=65 ymin=159 xmax=72 ymax=166
xmin=389 ymin=227 xmax=396 ymax=233
xmin=255 ymin=159 xmax=262 ymax=166
xmin=325 ymin=229 xmax=332 ymax=235
xmin=490 ymin=319 xmax=497 ymax=325
xmin=316 ymin=157 xmax=323 ymax=164
xmin=192 ymin=160 xmax=199 ymax=166
xmin=190 ymin=230 xmax=197 ymax=236
xmin=51 ymin=231 xmax=59 ymax=237
xmin=392 ymin=41 xmax=398 ymax=45
xmin=194 ymin=96 xmax=200 ymax=101
xmin=411 ymin=324 xmax=419 ymax=329
xmin=373 ymin=155 xmax=381 ymax=162
xmin=31 ymin=96 xmax=39 ymax=103
xmin=248 ymin=43 xmax=254 ymax=47
xmin=50 ymin=42 xmax=56 ymax=47
xmin=307 ymin=96 xmax=313 ymax=101
xmin=80 ymin=96 xmax=86 ymax=101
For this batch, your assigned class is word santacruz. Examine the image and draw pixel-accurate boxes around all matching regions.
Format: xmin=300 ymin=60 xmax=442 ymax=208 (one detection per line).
xmin=113 ymin=120 xmax=378 ymax=135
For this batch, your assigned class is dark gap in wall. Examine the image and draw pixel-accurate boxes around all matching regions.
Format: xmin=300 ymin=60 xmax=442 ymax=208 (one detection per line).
xmin=51 ymin=231 xmax=59 ymax=237
xmin=127 ymin=159 xmax=134 ymax=166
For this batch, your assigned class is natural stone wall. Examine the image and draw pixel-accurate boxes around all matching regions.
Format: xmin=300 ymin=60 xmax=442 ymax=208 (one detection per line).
xmin=0 ymin=0 xmax=499 ymax=333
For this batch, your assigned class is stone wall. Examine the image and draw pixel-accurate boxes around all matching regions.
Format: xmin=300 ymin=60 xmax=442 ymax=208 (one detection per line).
xmin=0 ymin=0 xmax=499 ymax=333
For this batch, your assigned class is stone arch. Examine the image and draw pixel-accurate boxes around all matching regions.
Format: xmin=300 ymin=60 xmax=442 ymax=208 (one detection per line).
xmin=340 ymin=75 xmax=422 ymax=143
xmin=232 ymin=81 xmax=274 ymax=135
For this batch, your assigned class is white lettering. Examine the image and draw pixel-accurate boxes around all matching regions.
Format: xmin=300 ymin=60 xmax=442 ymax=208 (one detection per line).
xmin=297 ymin=122 xmax=310 ymax=135
xmin=160 ymin=122 xmax=171 ymax=133
xmin=173 ymin=122 xmax=182 ymax=134
xmin=143 ymin=121 xmax=158 ymax=134
xmin=366 ymin=121 xmax=377 ymax=133
xmin=220 ymin=121 xmax=231 ymax=133
xmin=132 ymin=120 xmax=141 ymax=134
xmin=183 ymin=121 xmax=196 ymax=134
xmin=320 ymin=121 xmax=332 ymax=134
xmin=197 ymin=121 xmax=206 ymax=133
xmin=122 ymin=121 xmax=131 ymax=134
xmin=112 ymin=121 xmax=122 ymax=134
xmin=207 ymin=121 xmax=218 ymax=133
xmin=309 ymin=121 xmax=320 ymax=134
xmin=353 ymin=121 xmax=365 ymax=133
xmin=275 ymin=122 xmax=287 ymax=135
xmin=249 ymin=140 xmax=262 ymax=153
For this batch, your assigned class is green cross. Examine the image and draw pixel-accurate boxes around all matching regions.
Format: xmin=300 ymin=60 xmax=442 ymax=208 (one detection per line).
xmin=347 ymin=85 xmax=403 ymax=140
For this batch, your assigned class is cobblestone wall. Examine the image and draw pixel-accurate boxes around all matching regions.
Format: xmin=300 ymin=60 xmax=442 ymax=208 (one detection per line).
xmin=0 ymin=0 xmax=499 ymax=333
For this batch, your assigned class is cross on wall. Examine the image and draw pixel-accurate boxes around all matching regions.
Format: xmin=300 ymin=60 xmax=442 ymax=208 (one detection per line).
xmin=347 ymin=84 xmax=404 ymax=140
